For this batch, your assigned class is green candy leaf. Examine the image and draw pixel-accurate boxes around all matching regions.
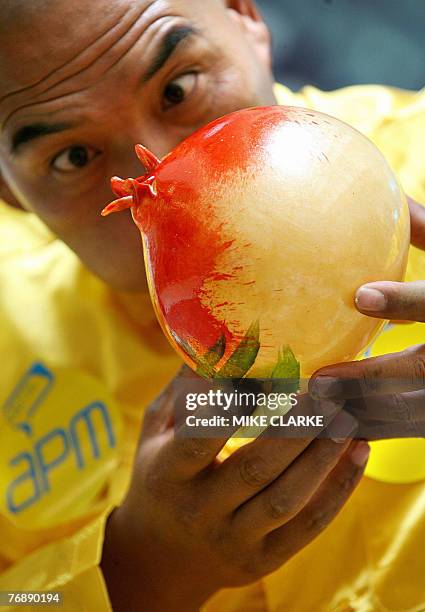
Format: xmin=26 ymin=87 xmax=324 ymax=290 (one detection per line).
xmin=216 ymin=320 xmax=260 ymax=379
xmin=271 ymin=346 xmax=300 ymax=394
xmin=171 ymin=331 xmax=198 ymax=362
xmin=196 ymin=334 xmax=226 ymax=378
xmin=271 ymin=345 xmax=300 ymax=378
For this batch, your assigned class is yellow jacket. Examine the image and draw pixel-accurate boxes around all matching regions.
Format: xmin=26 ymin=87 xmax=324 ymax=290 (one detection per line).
xmin=0 ymin=83 xmax=424 ymax=611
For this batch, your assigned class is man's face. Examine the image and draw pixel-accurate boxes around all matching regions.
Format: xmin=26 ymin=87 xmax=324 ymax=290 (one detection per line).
xmin=0 ymin=0 xmax=275 ymax=291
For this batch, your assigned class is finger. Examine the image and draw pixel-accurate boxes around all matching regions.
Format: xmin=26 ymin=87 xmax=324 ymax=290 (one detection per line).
xmin=233 ymin=437 xmax=351 ymax=536
xmin=142 ymin=364 xmax=192 ymax=437
xmin=359 ymin=421 xmax=425 ymax=441
xmin=264 ymin=440 xmax=369 ymax=562
xmin=158 ymin=433 xmax=231 ymax=482
xmin=345 ymin=391 xmax=425 ymax=439
xmin=347 ymin=389 xmax=425 ymax=423
xmin=156 ymin=375 xmax=259 ymax=481
xmin=204 ymin=396 xmax=347 ymax=509
xmin=355 ymin=280 xmax=425 ymax=322
xmin=156 ymin=381 xmax=331 ymax=483
xmin=408 ymin=196 xmax=425 ymax=250
xmin=310 ymin=344 xmax=425 ymax=399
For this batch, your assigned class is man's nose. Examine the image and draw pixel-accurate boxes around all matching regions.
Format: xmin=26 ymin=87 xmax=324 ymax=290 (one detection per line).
xmin=127 ymin=116 xmax=195 ymax=166
xmin=111 ymin=132 xmax=177 ymax=178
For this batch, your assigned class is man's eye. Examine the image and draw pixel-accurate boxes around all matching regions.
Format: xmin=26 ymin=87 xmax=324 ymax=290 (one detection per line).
xmin=163 ymin=73 xmax=197 ymax=109
xmin=52 ymin=146 xmax=98 ymax=173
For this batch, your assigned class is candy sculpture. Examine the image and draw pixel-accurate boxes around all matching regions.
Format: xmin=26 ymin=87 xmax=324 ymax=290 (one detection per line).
xmin=103 ymin=106 xmax=409 ymax=380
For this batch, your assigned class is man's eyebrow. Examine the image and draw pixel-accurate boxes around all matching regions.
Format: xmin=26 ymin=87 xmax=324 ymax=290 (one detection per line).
xmin=10 ymin=122 xmax=73 ymax=155
xmin=9 ymin=25 xmax=197 ymax=154
xmin=142 ymin=25 xmax=198 ymax=83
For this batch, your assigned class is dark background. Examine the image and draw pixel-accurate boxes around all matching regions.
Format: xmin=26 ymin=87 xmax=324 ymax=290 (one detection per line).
xmin=256 ymin=0 xmax=424 ymax=92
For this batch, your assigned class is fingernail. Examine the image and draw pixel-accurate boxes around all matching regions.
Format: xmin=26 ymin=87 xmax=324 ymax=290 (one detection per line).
xmin=327 ymin=411 xmax=358 ymax=443
xmin=350 ymin=441 xmax=371 ymax=467
xmin=311 ymin=376 xmax=341 ymax=399
xmin=355 ymin=287 xmax=387 ymax=312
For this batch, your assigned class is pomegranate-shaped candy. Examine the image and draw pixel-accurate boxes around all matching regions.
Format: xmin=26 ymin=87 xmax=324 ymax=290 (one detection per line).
xmin=103 ymin=106 xmax=409 ymax=378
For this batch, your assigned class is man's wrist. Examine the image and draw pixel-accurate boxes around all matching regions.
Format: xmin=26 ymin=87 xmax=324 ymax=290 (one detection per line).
xmin=101 ymin=504 xmax=215 ymax=612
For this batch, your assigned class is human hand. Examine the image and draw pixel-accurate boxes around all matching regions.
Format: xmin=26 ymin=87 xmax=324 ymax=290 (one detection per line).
xmin=352 ymin=197 xmax=425 ymax=322
xmin=101 ymin=368 xmax=369 ymax=612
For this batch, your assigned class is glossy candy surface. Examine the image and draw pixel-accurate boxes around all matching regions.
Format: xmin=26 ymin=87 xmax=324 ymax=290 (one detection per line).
xmin=103 ymin=106 xmax=410 ymax=378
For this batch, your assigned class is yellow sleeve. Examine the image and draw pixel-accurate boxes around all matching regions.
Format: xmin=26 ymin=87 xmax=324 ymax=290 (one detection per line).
xmin=0 ymin=513 xmax=112 ymax=611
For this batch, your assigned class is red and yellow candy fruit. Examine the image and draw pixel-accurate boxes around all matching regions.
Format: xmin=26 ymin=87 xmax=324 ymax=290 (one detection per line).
xmin=103 ymin=106 xmax=410 ymax=379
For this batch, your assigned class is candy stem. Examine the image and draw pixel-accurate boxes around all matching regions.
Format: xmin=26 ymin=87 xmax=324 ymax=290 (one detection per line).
xmin=102 ymin=146 xmax=160 ymax=217
xmin=111 ymin=176 xmax=131 ymax=197
xmin=101 ymin=196 xmax=133 ymax=217
xmin=135 ymin=144 xmax=160 ymax=173
xmin=102 ymin=176 xmax=158 ymax=216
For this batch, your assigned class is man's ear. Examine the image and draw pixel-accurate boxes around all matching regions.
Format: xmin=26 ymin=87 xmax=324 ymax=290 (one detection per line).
xmin=0 ymin=173 xmax=25 ymax=210
xmin=225 ymin=0 xmax=272 ymax=69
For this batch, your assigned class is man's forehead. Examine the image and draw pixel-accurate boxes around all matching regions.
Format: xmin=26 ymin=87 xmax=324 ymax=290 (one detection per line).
xmin=0 ymin=0 xmax=155 ymax=92
xmin=0 ymin=0 xmax=224 ymax=95
xmin=0 ymin=0 xmax=227 ymax=142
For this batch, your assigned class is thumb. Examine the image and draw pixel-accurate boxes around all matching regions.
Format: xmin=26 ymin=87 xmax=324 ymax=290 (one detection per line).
xmin=142 ymin=364 xmax=200 ymax=437
xmin=408 ymin=196 xmax=425 ymax=250
xmin=355 ymin=280 xmax=425 ymax=322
